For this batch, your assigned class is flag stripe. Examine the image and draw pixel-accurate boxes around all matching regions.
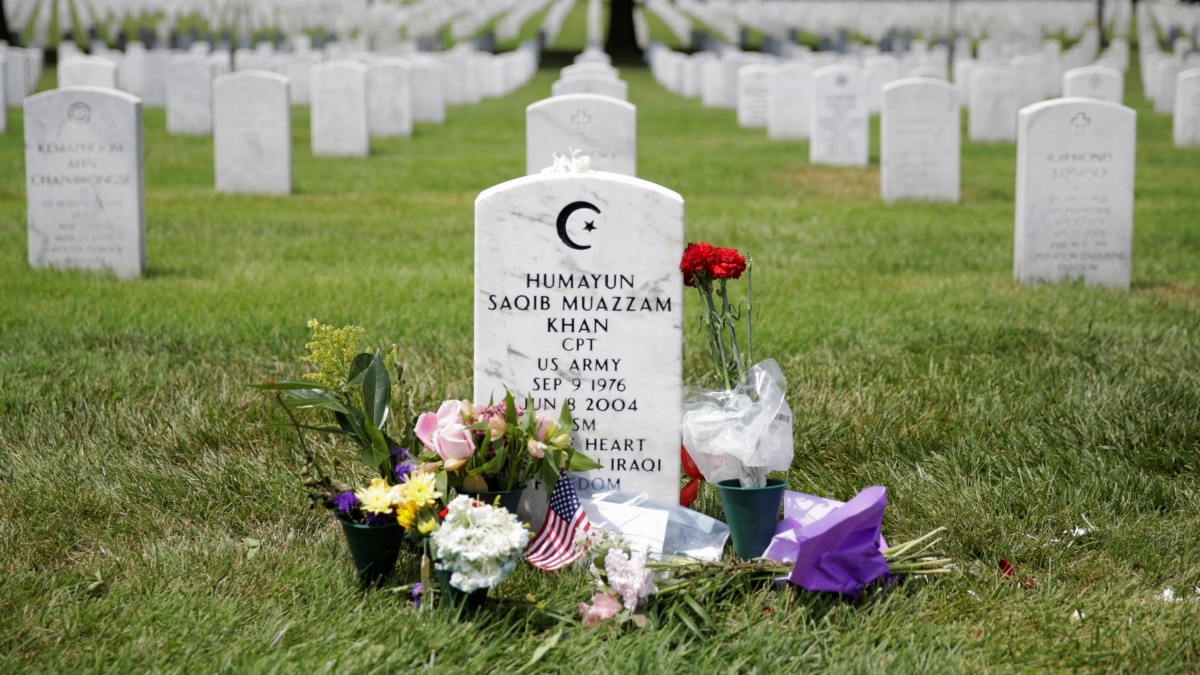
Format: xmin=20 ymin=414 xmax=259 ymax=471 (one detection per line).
xmin=525 ymin=475 xmax=591 ymax=571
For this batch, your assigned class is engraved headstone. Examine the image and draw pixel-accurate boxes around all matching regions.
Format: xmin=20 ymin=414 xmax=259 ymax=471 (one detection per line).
xmin=367 ymin=58 xmax=413 ymax=138
xmin=810 ymin=65 xmax=869 ymax=167
xmin=474 ymin=171 xmax=684 ymax=525
xmin=881 ymin=78 xmax=960 ymax=202
xmin=1015 ymin=99 xmax=1136 ymax=289
xmin=766 ymin=61 xmax=812 ymax=140
xmin=526 ymin=94 xmax=637 ymax=176
xmin=311 ymin=60 xmax=369 ymax=157
xmin=969 ymin=65 xmax=1019 ymax=142
xmin=1174 ymin=69 xmax=1200 ymax=148
xmin=1062 ymin=66 xmax=1124 ymax=104
xmin=24 ymin=87 xmax=145 ymax=279
xmin=213 ymin=72 xmax=291 ymax=194
xmin=58 ymin=56 xmax=118 ymax=88
xmin=166 ymin=56 xmax=214 ymax=135
xmin=736 ymin=64 xmax=773 ymax=128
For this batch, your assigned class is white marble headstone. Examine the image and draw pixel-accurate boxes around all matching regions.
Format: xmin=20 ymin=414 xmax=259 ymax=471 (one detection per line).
xmin=58 ymin=56 xmax=118 ymax=88
xmin=810 ymin=65 xmax=869 ymax=167
xmin=864 ymin=54 xmax=900 ymax=114
xmin=1153 ymin=58 xmax=1185 ymax=115
xmin=1174 ymin=69 xmax=1200 ymax=148
xmin=474 ymin=171 xmax=684 ymax=525
xmin=24 ymin=87 xmax=145 ymax=279
xmin=5 ymin=48 xmax=32 ymax=105
xmin=526 ymin=94 xmax=637 ymax=176
xmin=881 ymin=78 xmax=960 ymax=203
xmin=969 ymin=65 xmax=1019 ymax=143
xmin=367 ymin=58 xmax=414 ymax=138
xmin=767 ymin=61 xmax=812 ymax=140
xmin=166 ymin=57 xmax=214 ymax=135
xmin=411 ymin=58 xmax=447 ymax=124
xmin=311 ymin=60 xmax=370 ymax=157
xmin=1015 ymin=98 xmax=1136 ymax=289
xmin=287 ymin=51 xmax=320 ymax=105
xmin=552 ymin=74 xmax=629 ymax=101
xmin=213 ymin=72 xmax=291 ymax=195
xmin=736 ymin=64 xmax=773 ymax=129
xmin=1062 ymin=66 xmax=1124 ymax=104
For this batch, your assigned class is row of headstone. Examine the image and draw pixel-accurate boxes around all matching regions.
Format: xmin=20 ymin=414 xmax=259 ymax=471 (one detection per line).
xmin=551 ymin=48 xmax=628 ymax=101
xmin=1138 ymin=3 xmax=1200 ymax=147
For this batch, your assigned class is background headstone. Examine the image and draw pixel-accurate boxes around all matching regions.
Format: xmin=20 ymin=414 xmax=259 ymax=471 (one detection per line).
xmin=766 ymin=61 xmax=811 ymax=140
xmin=58 ymin=56 xmax=118 ymax=88
xmin=881 ymin=78 xmax=960 ymax=202
xmin=736 ymin=64 xmax=772 ymax=129
xmin=311 ymin=60 xmax=370 ymax=158
xmin=1015 ymin=99 xmax=1136 ymax=289
xmin=213 ymin=72 xmax=291 ymax=194
xmin=367 ymin=59 xmax=414 ymax=138
xmin=969 ymin=66 xmax=1019 ymax=142
xmin=810 ymin=65 xmax=869 ymax=167
xmin=24 ymin=87 xmax=145 ymax=279
xmin=166 ymin=57 xmax=214 ymax=135
xmin=1062 ymin=66 xmax=1124 ymax=104
xmin=526 ymin=94 xmax=637 ymax=176
xmin=474 ymin=171 xmax=684 ymax=525
xmin=1174 ymin=69 xmax=1200 ymax=148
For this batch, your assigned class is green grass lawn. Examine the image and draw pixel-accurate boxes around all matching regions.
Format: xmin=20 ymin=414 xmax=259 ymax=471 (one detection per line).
xmin=1 ymin=44 xmax=1199 ymax=671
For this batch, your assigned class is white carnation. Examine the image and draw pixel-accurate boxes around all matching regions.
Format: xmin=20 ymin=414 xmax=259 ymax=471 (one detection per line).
xmin=432 ymin=495 xmax=530 ymax=592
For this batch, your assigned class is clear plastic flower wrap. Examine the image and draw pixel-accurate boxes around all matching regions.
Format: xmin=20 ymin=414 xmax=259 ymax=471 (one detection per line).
xmin=680 ymin=358 xmax=794 ymax=488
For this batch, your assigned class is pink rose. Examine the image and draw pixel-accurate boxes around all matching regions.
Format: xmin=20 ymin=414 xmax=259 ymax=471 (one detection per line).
xmin=578 ymin=592 xmax=621 ymax=626
xmin=414 ymin=400 xmax=476 ymax=462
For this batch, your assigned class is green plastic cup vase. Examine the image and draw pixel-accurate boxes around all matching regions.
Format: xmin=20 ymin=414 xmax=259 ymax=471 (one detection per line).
xmin=716 ymin=478 xmax=787 ymax=559
xmin=437 ymin=569 xmax=489 ymax=612
xmin=336 ymin=514 xmax=405 ymax=586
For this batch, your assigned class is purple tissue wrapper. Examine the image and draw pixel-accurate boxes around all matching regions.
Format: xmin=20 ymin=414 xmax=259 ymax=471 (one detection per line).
xmin=762 ymin=486 xmax=890 ymax=596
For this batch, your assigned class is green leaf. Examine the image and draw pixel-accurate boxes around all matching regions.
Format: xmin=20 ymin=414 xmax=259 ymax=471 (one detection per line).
xmin=359 ymin=352 xmax=391 ymax=430
xmin=346 ymin=351 xmax=375 ymax=384
xmin=565 ymin=451 xmax=601 ymax=472
xmin=539 ymin=461 xmax=559 ymax=490
xmin=360 ymin=418 xmax=390 ymax=469
xmin=524 ymin=630 xmax=561 ymax=670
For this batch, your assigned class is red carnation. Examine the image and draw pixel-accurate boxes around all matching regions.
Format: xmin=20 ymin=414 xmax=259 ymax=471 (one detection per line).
xmin=709 ymin=247 xmax=746 ymax=280
xmin=680 ymin=242 xmax=716 ymax=287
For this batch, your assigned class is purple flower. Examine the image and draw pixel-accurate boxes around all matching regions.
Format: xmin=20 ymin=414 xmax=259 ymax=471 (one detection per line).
xmin=364 ymin=511 xmax=395 ymax=527
xmin=395 ymin=462 xmax=415 ymax=483
xmin=331 ymin=491 xmax=359 ymax=513
xmin=391 ymin=447 xmax=410 ymax=462
xmin=412 ymin=583 xmax=423 ymax=609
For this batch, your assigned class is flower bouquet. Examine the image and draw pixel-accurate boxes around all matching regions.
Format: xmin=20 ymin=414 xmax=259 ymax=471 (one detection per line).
xmin=575 ymin=487 xmax=952 ymax=635
xmin=429 ymin=495 xmax=531 ymax=610
xmin=253 ymin=320 xmax=421 ymax=583
xmin=414 ymin=391 xmax=601 ymax=509
xmin=679 ymin=243 xmax=794 ymax=558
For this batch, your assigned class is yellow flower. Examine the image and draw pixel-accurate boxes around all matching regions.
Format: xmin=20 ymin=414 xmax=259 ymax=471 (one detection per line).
xmin=356 ymin=478 xmax=400 ymax=515
xmin=417 ymin=515 xmax=439 ymax=536
xmin=396 ymin=502 xmax=418 ymax=528
xmin=397 ymin=471 xmax=442 ymax=509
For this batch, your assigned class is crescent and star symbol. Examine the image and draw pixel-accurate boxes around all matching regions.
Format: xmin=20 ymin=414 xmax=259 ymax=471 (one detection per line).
xmin=554 ymin=200 xmax=601 ymax=250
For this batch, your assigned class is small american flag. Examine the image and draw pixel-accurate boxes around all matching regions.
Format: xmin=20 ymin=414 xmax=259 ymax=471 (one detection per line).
xmin=525 ymin=474 xmax=591 ymax=571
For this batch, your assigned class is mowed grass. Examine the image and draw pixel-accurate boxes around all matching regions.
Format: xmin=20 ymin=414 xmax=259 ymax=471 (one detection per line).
xmin=1 ymin=40 xmax=1200 ymax=671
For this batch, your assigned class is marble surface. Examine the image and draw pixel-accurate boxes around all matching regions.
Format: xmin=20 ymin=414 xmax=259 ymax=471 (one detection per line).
xmin=165 ymin=57 xmax=214 ymax=135
xmin=5 ymin=48 xmax=31 ymax=106
xmin=367 ymin=59 xmax=413 ymax=138
xmin=287 ymin=52 xmax=320 ymax=105
xmin=881 ymin=78 xmax=960 ymax=203
xmin=1153 ymin=58 xmax=1184 ymax=115
xmin=311 ymin=60 xmax=370 ymax=157
xmin=1173 ymin=69 xmax=1200 ymax=148
xmin=411 ymin=58 xmax=446 ymax=124
xmin=736 ymin=64 xmax=772 ymax=129
xmin=58 ymin=56 xmax=117 ymax=88
xmin=1062 ymin=66 xmax=1124 ymax=104
xmin=767 ymin=61 xmax=812 ymax=140
xmin=25 ymin=87 xmax=145 ymax=279
xmin=551 ymin=75 xmax=628 ymax=101
xmin=474 ymin=171 xmax=684 ymax=525
xmin=1015 ymin=98 xmax=1136 ymax=289
xmin=809 ymin=65 xmax=869 ymax=167
xmin=526 ymin=93 xmax=637 ymax=176
xmin=969 ymin=66 xmax=1019 ymax=143
xmin=213 ymin=72 xmax=291 ymax=194
xmin=864 ymin=54 xmax=900 ymax=114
